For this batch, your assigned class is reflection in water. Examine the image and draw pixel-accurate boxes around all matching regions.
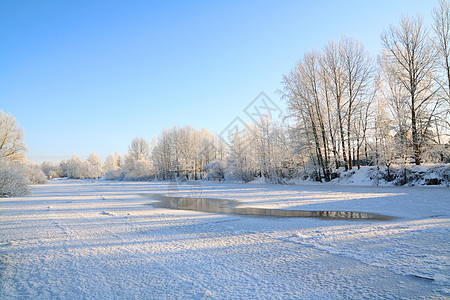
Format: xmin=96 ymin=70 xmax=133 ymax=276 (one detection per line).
xmin=142 ymin=194 xmax=394 ymax=221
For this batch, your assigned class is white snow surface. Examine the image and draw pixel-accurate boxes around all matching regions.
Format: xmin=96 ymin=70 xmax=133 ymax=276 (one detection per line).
xmin=0 ymin=180 xmax=449 ymax=299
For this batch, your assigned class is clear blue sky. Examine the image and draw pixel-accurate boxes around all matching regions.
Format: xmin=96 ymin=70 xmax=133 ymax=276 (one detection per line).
xmin=0 ymin=0 xmax=437 ymax=163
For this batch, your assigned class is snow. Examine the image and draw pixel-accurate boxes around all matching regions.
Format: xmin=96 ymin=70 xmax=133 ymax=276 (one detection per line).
xmin=289 ymin=165 xmax=450 ymax=187
xmin=0 ymin=180 xmax=449 ymax=299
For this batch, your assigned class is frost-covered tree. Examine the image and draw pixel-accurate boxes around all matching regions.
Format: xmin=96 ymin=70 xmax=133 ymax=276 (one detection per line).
xmin=103 ymin=151 xmax=121 ymax=180
xmin=195 ymin=128 xmax=218 ymax=180
xmin=432 ymin=0 xmax=450 ymax=157
xmin=0 ymin=111 xmax=39 ymax=195
xmin=322 ymin=40 xmax=349 ymax=171
xmin=433 ymin=0 xmax=450 ymax=107
xmin=121 ymin=153 xmax=153 ymax=180
xmin=226 ymin=128 xmax=256 ymax=182
xmin=129 ymin=137 xmax=150 ymax=162
xmin=59 ymin=159 xmax=69 ymax=177
xmin=284 ymin=49 xmax=332 ymax=181
xmin=121 ymin=138 xmax=153 ymax=180
xmin=66 ymin=154 xmax=85 ymax=179
xmin=151 ymin=126 xmax=227 ymax=180
xmin=268 ymin=120 xmax=298 ymax=180
xmin=103 ymin=151 xmax=121 ymax=172
xmin=340 ymin=36 xmax=375 ymax=169
xmin=381 ymin=14 xmax=438 ymax=165
xmin=372 ymin=87 xmax=397 ymax=178
xmin=252 ymin=115 xmax=273 ymax=179
xmin=0 ymin=110 xmax=27 ymax=162
xmin=378 ymin=59 xmax=411 ymax=165
xmin=205 ymin=160 xmax=226 ymax=181
xmin=152 ymin=130 xmax=174 ymax=180
xmin=85 ymin=152 xmax=103 ymax=179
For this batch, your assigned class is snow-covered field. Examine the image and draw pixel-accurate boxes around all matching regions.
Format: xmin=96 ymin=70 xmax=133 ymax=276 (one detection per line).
xmin=0 ymin=180 xmax=449 ymax=299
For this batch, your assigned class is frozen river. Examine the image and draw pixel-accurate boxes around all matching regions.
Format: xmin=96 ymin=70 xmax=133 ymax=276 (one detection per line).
xmin=0 ymin=180 xmax=449 ymax=299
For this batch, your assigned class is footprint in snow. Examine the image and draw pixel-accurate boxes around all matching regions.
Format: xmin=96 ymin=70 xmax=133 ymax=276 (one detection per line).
xmin=101 ymin=211 xmax=116 ymax=216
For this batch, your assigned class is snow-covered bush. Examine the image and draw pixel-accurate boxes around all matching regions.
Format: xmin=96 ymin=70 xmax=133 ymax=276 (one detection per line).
xmin=225 ymin=162 xmax=256 ymax=182
xmin=406 ymin=164 xmax=450 ymax=186
xmin=294 ymin=162 xmax=327 ymax=182
xmin=205 ymin=160 xmax=225 ymax=181
xmin=0 ymin=159 xmax=30 ymax=197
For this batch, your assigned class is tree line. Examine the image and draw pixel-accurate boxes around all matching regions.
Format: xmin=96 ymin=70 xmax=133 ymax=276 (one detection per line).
xmin=37 ymin=2 xmax=450 ymax=183
xmin=2 ymin=1 xmax=450 ymax=191
xmin=281 ymin=1 xmax=450 ymax=181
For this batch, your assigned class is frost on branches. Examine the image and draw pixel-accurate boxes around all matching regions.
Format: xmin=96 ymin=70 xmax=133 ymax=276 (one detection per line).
xmin=0 ymin=110 xmax=47 ymax=197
